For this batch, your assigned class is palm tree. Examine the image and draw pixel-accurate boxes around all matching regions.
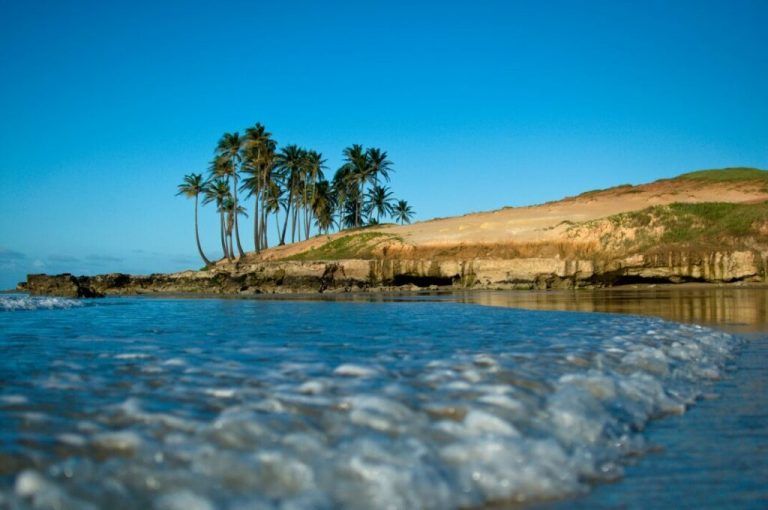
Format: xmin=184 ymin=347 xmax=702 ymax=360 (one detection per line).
xmin=240 ymin=149 xmax=261 ymax=250
xmin=331 ymin=165 xmax=355 ymax=230
xmin=242 ymin=123 xmax=276 ymax=253
xmin=222 ymin=197 xmax=247 ymax=258
xmin=312 ymin=179 xmax=336 ymax=234
xmin=365 ymin=184 xmax=395 ymax=222
xmin=274 ymin=145 xmax=307 ymax=245
xmin=176 ymin=173 xmax=212 ymax=266
xmin=203 ymin=178 xmax=233 ymax=260
xmin=241 ymin=142 xmax=276 ymax=252
xmin=263 ymin=180 xmax=285 ymax=243
xmin=341 ymin=199 xmax=360 ymax=229
xmin=215 ymin=132 xmax=246 ymax=258
xmin=339 ymin=144 xmax=373 ymax=227
xmin=303 ymin=150 xmax=325 ymax=240
xmin=393 ymin=200 xmax=415 ymax=224
xmin=367 ymin=148 xmax=393 ymax=187
xmin=209 ymin=156 xmax=235 ymax=259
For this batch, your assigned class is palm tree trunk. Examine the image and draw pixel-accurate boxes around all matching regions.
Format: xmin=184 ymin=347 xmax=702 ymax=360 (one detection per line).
xmin=280 ymin=193 xmax=292 ymax=245
xmin=258 ymin=172 xmax=265 ymax=250
xmin=298 ymin=207 xmax=303 ymax=240
xmin=219 ymin=211 xmax=229 ymax=260
xmin=194 ymin=196 xmax=212 ymax=266
xmin=232 ymin=172 xmax=245 ymax=258
xmin=253 ymin=193 xmax=260 ymax=253
xmin=302 ymin=187 xmax=309 ymax=240
xmin=275 ymin=212 xmax=281 ymax=241
xmin=357 ymin=184 xmax=363 ymax=227
xmin=261 ymin=204 xmax=268 ymax=249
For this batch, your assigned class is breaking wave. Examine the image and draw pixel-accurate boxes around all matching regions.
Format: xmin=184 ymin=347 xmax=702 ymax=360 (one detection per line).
xmin=0 ymin=300 xmax=741 ymax=509
xmin=0 ymin=296 xmax=83 ymax=311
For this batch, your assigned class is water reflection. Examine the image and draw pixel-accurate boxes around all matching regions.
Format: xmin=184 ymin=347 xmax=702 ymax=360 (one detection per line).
xmin=189 ymin=286 xmax=768 ymax=333
xmin=455 ymin=286 xmax=768 ymax=333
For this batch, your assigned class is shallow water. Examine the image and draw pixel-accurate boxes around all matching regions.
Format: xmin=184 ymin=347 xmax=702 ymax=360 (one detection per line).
xmin=475 ymin=287 xmax=768 ymax=510
xmin=0 ymin=293 xmax=760 ymax=509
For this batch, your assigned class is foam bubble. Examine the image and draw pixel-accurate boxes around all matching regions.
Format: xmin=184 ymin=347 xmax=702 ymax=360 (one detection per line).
xmin=334 ymin=364 xmax=379 ymax=377
xmin=0 ymin=296 xmax=83 ymax=311
xmin=0 ymin=301 xmax=742 ymax=509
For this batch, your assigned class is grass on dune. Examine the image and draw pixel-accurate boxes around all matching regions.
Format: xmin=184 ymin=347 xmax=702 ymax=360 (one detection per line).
xmin=574 ymin=183 xmax=635 ymax=198
xmin=605 ymin=201 xmax=768 ymax=246
xmin=575 ymin=168 xmax=768 ymax=199
xmin=671 ymin=167 xmax=768 ymax=184
xmin=282 ymin=232 xmax=401 ymax=261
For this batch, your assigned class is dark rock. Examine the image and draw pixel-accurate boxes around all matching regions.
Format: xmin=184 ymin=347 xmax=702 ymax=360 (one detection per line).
xmin=26 ymin=274 xmax=103 ymax=298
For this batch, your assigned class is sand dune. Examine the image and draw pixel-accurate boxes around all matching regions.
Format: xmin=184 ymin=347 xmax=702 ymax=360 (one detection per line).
xmin=254 ymin=169 xmax=768 ymax=261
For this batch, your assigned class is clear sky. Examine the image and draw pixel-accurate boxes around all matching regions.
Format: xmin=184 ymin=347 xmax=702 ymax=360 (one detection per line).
xmin=1 ymin=0 xmax=767 ymax=289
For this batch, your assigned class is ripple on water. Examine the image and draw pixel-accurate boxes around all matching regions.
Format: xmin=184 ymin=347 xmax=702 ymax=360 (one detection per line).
xmin=0 ymin=300 xmax=741 ymax=509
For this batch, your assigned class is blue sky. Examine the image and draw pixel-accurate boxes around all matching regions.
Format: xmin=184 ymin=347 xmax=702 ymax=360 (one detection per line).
xmin=1 ymin=0 xmax=766 ymax=289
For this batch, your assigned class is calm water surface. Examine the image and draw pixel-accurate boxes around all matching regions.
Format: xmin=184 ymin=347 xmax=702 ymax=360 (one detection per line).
xmin=0 ymin=288 xmax=765 ymax=509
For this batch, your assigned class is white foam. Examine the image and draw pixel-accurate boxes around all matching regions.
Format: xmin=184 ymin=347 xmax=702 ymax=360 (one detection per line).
xmin=334 ymin=364 xmax=379 ymax=377
xmin=0 ymin=395 xmax=29 ymax=405
xmin=463 ymin=410 xmax=520 ymax=437
xmin=0 ymin=296 xmax=83 ymax=311
xmin=115 ymin=353 xmax=151 ymax=360
xmin=0 ymin=304 xmax=741 ymax=509
xmin=14 ymin=470 xmax=47 ymax=498
xmin=203 ymin=388 xmax=236 ymax=399
xmin=297 ymin=380 xmax=326 ymax=394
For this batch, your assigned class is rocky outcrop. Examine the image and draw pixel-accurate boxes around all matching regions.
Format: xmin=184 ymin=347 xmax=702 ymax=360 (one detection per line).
xmin=592 ymin=251 xmax=767 ymax=284
xmin=25 ymin=274 xmax=104 ymax=298
xmin=21 ymin=249 xmax=768 ymax=297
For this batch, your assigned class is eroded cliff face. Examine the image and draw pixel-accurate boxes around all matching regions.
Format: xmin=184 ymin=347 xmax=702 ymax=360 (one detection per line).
xmin=21 ymin=250 xmax=768 ymax=297
xmin=21 ymin=171 xmax=768 ymax=297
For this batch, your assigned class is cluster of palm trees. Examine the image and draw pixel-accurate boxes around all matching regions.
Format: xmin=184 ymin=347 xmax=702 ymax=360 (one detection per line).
xmin=177 ymin=123 xmax=415 ymax=264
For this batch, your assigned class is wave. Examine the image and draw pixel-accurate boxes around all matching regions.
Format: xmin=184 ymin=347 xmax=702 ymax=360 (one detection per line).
xmin=0 ymin=296 xmax=84 ymax=311
xmin=0 ymin=302 xmax=743 ymax=509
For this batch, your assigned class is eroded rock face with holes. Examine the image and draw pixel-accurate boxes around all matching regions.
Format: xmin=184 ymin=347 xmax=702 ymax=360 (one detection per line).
xmin=21 ymin=249 xmax=767 ymax=297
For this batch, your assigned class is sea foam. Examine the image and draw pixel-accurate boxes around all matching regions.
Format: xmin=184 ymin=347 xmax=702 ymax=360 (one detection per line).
xmin=0 ymin=296 xmax=83 ymax=311
xmin=0 ymin=299 xmax=742 ymax=509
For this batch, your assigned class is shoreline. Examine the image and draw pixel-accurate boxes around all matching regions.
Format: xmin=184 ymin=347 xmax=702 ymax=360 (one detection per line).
xmin=17 ymin=249 xmax=768 ymax=299
xmin=14 ymin=279 xmax=768 ymax=296
xmin=10 ymin=280 xmax=768 ymax=333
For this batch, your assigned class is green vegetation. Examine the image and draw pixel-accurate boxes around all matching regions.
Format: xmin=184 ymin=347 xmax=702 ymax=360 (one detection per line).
xmin=283 ymin=232 xmax=402 ymax=261
xmin=600 ymin=201 xmax=768 ymax=250
xmin=576 ymin=183 xmax=634 ymax=198
xmin=672 ymin=167 xmax=768 ymax=183
xmin=177 ymin=123 xmax=415 ymax=265
xmin=575 ymin=168 xmax=768 ymax=202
